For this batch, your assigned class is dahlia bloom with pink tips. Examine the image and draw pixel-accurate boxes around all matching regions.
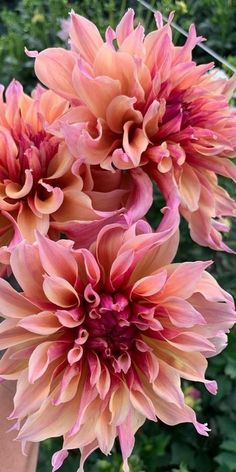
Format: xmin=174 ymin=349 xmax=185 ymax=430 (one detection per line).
xmin=33 ymin=8 xmax=236 ymax=251
xmin=0 ymin=79 xmax=152 ymax=259
xmin=0 ymin=223 xmax=234 ymax=472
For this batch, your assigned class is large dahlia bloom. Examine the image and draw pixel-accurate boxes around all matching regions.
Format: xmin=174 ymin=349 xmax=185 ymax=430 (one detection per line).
xmin=33 ymin=9 xmax=236 ymax=251
xmin=0 ymin=79 xmax=152 ymax=259
xmin=0 ymin=224 xmax=234 ymax=472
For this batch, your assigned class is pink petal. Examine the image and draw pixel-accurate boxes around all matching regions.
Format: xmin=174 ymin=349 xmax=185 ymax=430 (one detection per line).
xmin=52 ymin=450 xmax=69 ymax=472
xmin=163 ymin=297 xmax=206 ymax=327
xmin=118 ymin=408 xmax=145 ymax=464
xmin=116 ymin=9 xmax=135 ymax=46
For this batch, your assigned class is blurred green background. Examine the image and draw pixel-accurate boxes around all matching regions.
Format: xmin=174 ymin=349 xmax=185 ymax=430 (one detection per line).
xmin=0 ymin=1 xmax=235 ymax=471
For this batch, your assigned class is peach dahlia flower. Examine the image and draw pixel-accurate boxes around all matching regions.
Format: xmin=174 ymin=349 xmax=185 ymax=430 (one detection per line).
xmin=0 ymin=80 xmax=152 ymax=261
xmin=33 ymin=9 xmax=236 ymax=251
xmin=0 ymin=224 xmax=234 ymax=472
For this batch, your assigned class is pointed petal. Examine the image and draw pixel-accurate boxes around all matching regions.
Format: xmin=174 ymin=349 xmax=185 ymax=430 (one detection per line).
xmin=35 ymin=48 xmax=77 ymax=101
xmin=36 ymin=232 xmax=78 ymax=285
xmin=69 ymin=13 xmax=103 ymax=64
xmin=0 ymin=278 xmax=38 ymax=318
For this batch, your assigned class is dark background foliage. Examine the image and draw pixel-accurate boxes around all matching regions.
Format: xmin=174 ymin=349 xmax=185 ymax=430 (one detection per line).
xmin=0 ymin=1 xmax=235 ymax=471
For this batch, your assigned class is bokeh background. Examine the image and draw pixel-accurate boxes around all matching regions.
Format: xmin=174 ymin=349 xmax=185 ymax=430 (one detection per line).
xmin=0 ymin=1 xmax=235 ymax=471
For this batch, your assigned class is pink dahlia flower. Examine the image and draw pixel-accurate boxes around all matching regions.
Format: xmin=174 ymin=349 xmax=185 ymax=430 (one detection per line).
xmin=0 ymin=224 xmax=234 ymax=472
xmin=0 ymin=79 xmax=152 ymax=259
xmin=33 ymin=9 xmax=236 ymax=251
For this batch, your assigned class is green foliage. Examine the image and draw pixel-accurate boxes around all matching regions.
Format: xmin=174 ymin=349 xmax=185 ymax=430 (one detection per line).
xmin=156 ymin=0 xmax=236 ymax=70
xmin=0 ymin=0 xmax=235 ymax=471
xmin=0 ymin=0 xmax=127 ymax=91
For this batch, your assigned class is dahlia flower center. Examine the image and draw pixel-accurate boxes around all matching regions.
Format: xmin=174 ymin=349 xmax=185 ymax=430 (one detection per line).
xmin=16 ymin=129 xmax=58 ymax=185
xmin=0 ymin=125 xmax=60 ymax=205
xmin=85 ymin=293 xmax=137 ymax=359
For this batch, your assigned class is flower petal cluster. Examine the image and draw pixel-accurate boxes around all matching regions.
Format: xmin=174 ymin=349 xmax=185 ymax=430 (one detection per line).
xmin=33 ymin=9 xmax=236 ymax=251
xmin=0 ymin=80 xmax=152 ymax=265
xmin=0 ymin=224 xmax=234 ymax=471
xmin=0 ymin=7 xmax=235 ymax=472
xmin=0 ymin=80 xmax=69 ymax=242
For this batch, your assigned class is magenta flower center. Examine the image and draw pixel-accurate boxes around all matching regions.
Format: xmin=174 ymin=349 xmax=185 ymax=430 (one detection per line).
xmin=10 ymin=127 xmax=58 ymax=188
xmin=85 ymin=293 xmax=137 ymax=358
xmin=61 ymin=290 xmax=158 ymax=375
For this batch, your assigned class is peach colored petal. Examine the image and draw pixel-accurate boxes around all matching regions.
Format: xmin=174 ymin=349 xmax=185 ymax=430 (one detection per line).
xmin=0 ymin=347 xmax=27 ymax=379
xmin=5 ymin=170 xmax=33 ymax=199
xmin=28 ymin=341 xmax=67 ymax=383
xmin=95 ymin=409 xmax=116 ymax=454
xmin=34 ymin=182 xmax=64 ymax=215
xmin=109 ymin=384 xmax=130 ymax=426
xmin=96 ymin=224 xmax=126 ymax=279
xmin=46 ymin=144 xmax=74 ymax=180
xmin=122 ymin=121 xmax=149 ymax=167
xmin=18 ymin=311 xmax=61 ymax=335
xmin=53 ymin=188 xmax=99 ymax=222
xmin=179 ymin=163 xmax=201 ymax=211
xmin=93 ymin=45 xmax=145 ymax=100
xmin=152 ymin=394 xmax=209 ymax=436
xmin=10 ymin=241 xmax=47 ymax=304
xmin=54 ymin=365 xmax=81 ymax=405
xmin=130 ymin=389 xmax=156 ymax=421
xmin=11 ymin=366 xmax=55 ymax=419
xmin=160 ymin=261 xmax=212 ymax=300
xmin=35 ymin=48 xmax=77 ymax=101
xmin=36 ymin=232 xmax=78 ymax=284
xmin=17 ymin=204 xmax=49 ymax=242
xmin=153 ymin=361 xmax=184 ymax=406
xmin=43 ymin=275 xmax=79 ymax=308
xmin=143 ymin=100 xmax=164 ymax=138
xmin=131 ymin=270 xmax=167 ymax=298
xmin=18 ymin=394 xmax=80 ymax=441
xmin=0 ymin=320 xmax=42 ymax=349
xmin=106 ymin=95 xmax=142 ymax=133
xmin=72 ymin=62 xmax=121 ymax=118
xmin=0 ymin=278 xmax=38 ymax=318
xmin=38 ymin=89 xmax=69 ymax=124
xmin=69 ymin=13 xmax=103 ymax=64
xmin=120 ymin=24 xmax=145 ymax=57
